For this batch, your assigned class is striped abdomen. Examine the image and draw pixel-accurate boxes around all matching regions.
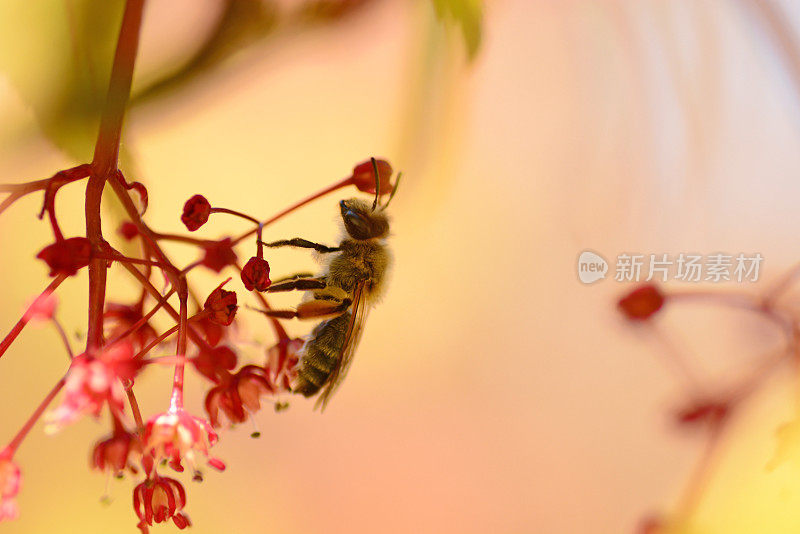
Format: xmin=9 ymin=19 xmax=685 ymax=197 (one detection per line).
xmin=293 ymin=312 xmax=350 ymax=397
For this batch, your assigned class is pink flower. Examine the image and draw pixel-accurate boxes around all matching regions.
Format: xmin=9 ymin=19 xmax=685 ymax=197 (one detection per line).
xmin=22 ymin=292 xmax=58 ymax=322
xmin=144 ymin=409 xmax=224 ymax=473
xmin=45 ymin=342 xmax=140 ymax=433
xmin=0 ymin=452 xmax=21 ymax=522
xmin=133 ymin=475 xmax=191 ymax=533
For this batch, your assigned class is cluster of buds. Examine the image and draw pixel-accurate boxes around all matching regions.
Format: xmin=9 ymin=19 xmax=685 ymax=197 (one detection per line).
xmin=0 ymin=155 xmax=397 ymax=534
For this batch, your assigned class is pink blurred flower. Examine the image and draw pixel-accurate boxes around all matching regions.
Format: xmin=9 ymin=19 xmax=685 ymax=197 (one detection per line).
xmin=144 ymin=409 xmax=224 ymax=473
xmin=0 ymin=452 xmax=21 ymax=522
xmin=22 ymin=292 xmax=58 ymax=323
xmin=45 ymin=342 xmax=140 ymax=433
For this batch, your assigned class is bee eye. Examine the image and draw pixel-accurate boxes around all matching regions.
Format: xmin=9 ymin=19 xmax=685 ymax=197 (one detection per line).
xmin=343 ymin=210 xmax=370 ymax=239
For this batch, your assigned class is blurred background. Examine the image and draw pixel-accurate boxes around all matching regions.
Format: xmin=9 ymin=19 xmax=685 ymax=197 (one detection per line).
xmin=5 ymin=1 xmax=800 ymax=533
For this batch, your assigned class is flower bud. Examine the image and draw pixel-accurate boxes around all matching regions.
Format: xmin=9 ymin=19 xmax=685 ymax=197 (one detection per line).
xmin=617 ymin=284 xmax=665 ymax=321
xmin=181 ymin=195 xmax=211 ymax=231
xmin=203 ymin=282 xmax=238 ymax=326
xmin=350 ymin=158 xmax=393 ymax=195
xmin=240 ymin=257 xmax=271 ymax=292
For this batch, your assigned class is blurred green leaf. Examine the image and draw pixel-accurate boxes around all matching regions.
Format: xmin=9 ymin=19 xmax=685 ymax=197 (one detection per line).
xmin=431 ymin=0 xmax=483 ymax=60
xmin=0 ymin=0 xmax=123 ymax=159
xmin=133 ymin=0 xmax=277 ymax=104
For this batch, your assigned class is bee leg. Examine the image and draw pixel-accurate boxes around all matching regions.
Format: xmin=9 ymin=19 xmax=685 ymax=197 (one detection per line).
xmin=259 ymin=238 xmax=340 ymax=254
xmin=271 ymin=272 xmax=315 ymax=284
xmin=257 ymin=299 xmax=351 ymax=320
xmin=267 ymin=277 xmax=327 ymax=293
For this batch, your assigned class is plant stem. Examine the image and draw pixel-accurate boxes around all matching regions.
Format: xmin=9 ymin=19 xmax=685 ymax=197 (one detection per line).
xmin=6 ymin=379 xmax=65 ymax=454
xmin=86 ymin=0 xmax=145 ymax=351
xmin=170 ymin=278 xmax=189 ymax=411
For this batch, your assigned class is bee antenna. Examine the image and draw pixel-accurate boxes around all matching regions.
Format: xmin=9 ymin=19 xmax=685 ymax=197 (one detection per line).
xmin=381 ymin=172 xmax=402 ymax=211
xmin=370 ymin=157 xmax=381 ymax=211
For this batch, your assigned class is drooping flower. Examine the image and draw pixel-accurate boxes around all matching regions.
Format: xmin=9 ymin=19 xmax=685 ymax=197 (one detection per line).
xmin=200 ymin=237 xmax=238 ymax=272
xmin=36 ymin=237 xmax=92 ymax=277
xmin=240 ymin=256 xmax=271 ymax=292
xmin=181 ymin=195 xmax=211 ymax=231
xmin=133 ymin=474 xmax=191 ymax=533
xmin=144 ymin=409 xmax=224 ymax=473
xmin=0 ymin=452 xmax=21 ymax=522
xmin=196 ymin=316 xmax=224 ymax=347
xmin=205 ymin=366 xmax=274 ymax=428
xmin=349 ymin=158 xmax=393 ymax=195
xmin=46 ymin=342 xmax=141 ymax=433
xmin=265 ymin=338 xmax=304 ymax=393
xmin=203 ymin=281 xmax=238 ymax=326
xmin=191 ymin=345 xmax=237 ymax=383
xmin=91 ymin=422 xmax=142 ymax=476
xmin=617 ymin=284 xmax=665 ymax=321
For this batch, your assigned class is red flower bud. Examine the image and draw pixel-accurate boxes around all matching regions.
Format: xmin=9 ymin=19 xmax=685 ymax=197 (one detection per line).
xmin=181 ymin=195 xmax=211 ymax=231
xmin=201 ymin=238 xmax=238 ymax=273
xmin=617 ymin=284 xmax=665 ymax=321
xmin=36 ymin=237 xmax=91 ymax=277
xmin=350 ymin=158 xmax=393 ymax=195
xmin=240 ymin=257 xmax=271 ymax=292
xmin=203 ymin=282 xmax=238 ymax=326
xmin=118 ymin=221 xmax=139 ymax=240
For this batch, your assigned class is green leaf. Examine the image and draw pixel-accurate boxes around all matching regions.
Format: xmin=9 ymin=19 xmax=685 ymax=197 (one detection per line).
xmin=431 ymin=0 xmax=483 ymax=60
xmin=0 ymin=0 xmax=123 ymax=159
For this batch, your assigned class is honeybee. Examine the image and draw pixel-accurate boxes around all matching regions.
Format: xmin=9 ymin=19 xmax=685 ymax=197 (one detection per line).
xmin=261 ymin=160 xmax=399 ymax=410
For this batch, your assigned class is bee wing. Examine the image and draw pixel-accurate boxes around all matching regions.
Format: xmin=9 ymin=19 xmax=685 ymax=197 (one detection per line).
xmin=315 ymin=280 xmax=370 ymax=411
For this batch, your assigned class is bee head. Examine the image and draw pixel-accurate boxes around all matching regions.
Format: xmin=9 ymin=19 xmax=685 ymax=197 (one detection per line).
xmin=339 ymin=198 xmax=389 ymax=240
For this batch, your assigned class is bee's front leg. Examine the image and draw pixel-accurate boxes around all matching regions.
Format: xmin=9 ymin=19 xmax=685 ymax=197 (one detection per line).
xmin=267 ymin=277 xmax=326 ymax=293
xmin=259 ymin=238 xmax=339 ymax=253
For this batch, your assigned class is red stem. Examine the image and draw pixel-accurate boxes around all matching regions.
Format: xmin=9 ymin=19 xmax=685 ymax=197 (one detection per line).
xmin=85 ymin=0 xmax=145 ymax=351
xmin=6 ymin=378 xmax=66 ymax=454
xmin=0 ymin=274 xmax=68 ymax=360
xmin=232 ymin=177 xmax=352 ymax=245
xmin=170 ymin=278 xmax=189 ymax=411
xmin=125 ymin=387 xmax=145 ymax=432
